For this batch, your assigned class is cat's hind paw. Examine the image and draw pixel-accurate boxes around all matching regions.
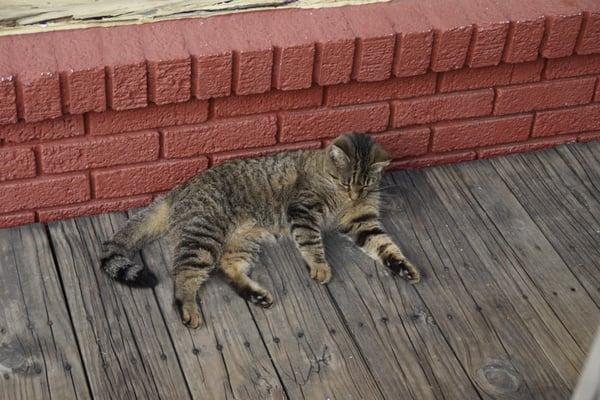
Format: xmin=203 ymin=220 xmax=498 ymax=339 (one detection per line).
xmin=177 ymin=300 xmax=203 ymax=329
xmin=385 ymin=257 xmax=421 ymax=284
xmin=309 ymin=263 xmax=332 ymax=284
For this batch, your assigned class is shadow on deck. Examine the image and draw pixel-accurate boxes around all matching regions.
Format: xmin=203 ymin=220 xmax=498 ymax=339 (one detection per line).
xmin=1 ymin=142 xmax=599 ymax=399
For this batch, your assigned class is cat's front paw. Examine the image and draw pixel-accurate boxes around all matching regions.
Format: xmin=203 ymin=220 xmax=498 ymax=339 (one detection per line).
xmin=384 ymin=256 xmax=421 ymax=284
xmin=177 ymin=300 xmax=203 ymax=329
xmin=309 ymin=262 xmax=332 ymax=284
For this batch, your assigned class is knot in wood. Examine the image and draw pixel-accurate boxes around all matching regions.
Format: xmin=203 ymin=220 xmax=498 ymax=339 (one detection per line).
xmin=475 ymin=359 xmax=520 ymax=396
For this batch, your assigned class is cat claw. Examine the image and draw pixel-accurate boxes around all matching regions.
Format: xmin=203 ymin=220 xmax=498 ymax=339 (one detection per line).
xmin=180 ymin=302 xmax=202 ymax=329
xmin=249 ymin=291 xmax=274 ymax=308
xmin=385 ymin=257 xmax=421 ymax=284
xmin=310 ymin=264 xmax=332 ymax=284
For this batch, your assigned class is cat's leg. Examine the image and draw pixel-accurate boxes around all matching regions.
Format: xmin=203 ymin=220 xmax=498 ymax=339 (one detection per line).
xmin=288 ymin=201 xmax=331 ymax=284
xmin=220 ymin=225 xmax=273 ymax=307
xmin=338 ymin=207 xmax=420 ymax=283
xmin=172 ymin=219 xmax=224 ymax=329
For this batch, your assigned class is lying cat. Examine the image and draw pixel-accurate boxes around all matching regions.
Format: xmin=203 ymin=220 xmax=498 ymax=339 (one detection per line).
xmin=101 ymin=132 xmax=420 ymax=328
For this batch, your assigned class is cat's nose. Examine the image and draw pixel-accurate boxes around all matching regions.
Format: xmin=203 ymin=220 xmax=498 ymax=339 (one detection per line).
xmin=349 ymin=191 xmax=360 ymax=200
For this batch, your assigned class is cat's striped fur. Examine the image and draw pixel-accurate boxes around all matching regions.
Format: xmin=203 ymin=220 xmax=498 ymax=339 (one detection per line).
xmin=100 ymin=133 xmax=420 ymax=328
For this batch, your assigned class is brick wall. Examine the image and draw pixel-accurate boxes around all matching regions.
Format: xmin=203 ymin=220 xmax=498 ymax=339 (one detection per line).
xmin=1 ymin=0 xmax=600 ymax=227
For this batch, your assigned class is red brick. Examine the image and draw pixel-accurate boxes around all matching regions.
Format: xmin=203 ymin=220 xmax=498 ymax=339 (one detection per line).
xmin=100 ymin=26 xmax=148 ymax=110
xmin=37 ymin=195 xmax=152 ymax=222
xmin=326 ymin=73 xmax=436 ymax=107
xmin=0 ymin=147 xmax=36 ymax=182
xmin=0 ymin=174 xmax=89 ymax=214
xmin=279 ymin=103 xmax=390 ymax=143
xmin=495 ymin=77 xmax=596 ymax=115
xmin=192 ymin=53 xmax=232 ymax=99
xmin=533 ymin=104 xmax=600 ymax=137
xmin=256 ymin=10 xmax=315 ymax=91
xmin=575 ymin=5 xmax=600 ymax=55
xmin=415 ymin=0 xmax=473 ymax=71
xmin=393 ymin=31 xmax=434 ymax=77
xmin=181 ymin=20 xmax=232 ymax=100
xmin=545 ymin=54 xmax=600 ymax=79
xmin=430 ymin=27 xmax=473 ymax=72
xmin=232 ymin=50 xmax=273 ymax=96
xmin=438 ymin=60 xmax=545 ymax=93
xmin=213 ymin=87 xmax=322 ymax=118
xmin=212 ymin=141 xmax=322 ymax=164
xmin=510 ymin=59 xmax=545 ymax=83
xmin=385 ymin=1 xmax=433 ymax=78
xmin=389 ymin=150 xmax=476 ymax=169
xmin=92 ymin=158 xmax=208 ymax=198
xmin=467 ymin=22 xmax=510 ymax=68
xmin=1 ymin=115 xmax=84 ymax=144
xmin=477 ymin=134 xmax=578 ymax=158
xmin=52 ymin=29 xmax=106 ymax=114
xmin=142 ymin=23 xmax=191 ymax=105
xmin=371 ymin=128 xmax=430 ymax=159
xmin=311 ymin=8 xmax=356 ymax=86
xmin=207 ymin=14 xmax=273 ymax=96
xmin=541 ymin=14 xmax=583 ymax=59
xmin=452 ymin=0 xmax=509 ymax=68
xmin=439 ymin=64 xmax=513 ymax=92
xmin=0 ymin=212 xmax=35 ymax=228
xmin=272 ymin=44 xmax=314 ymax=91
xmin=391 ymin=89 xmax=494 ymax=128
xmin=578 ymin=131 xmax=600 ymax=142
xmin=432 ymin=114 xmax=533 ymax=152
xmin=39 ymin=131 xmax=159 ymax=173
xmin=499 ymin=1 xmax=545 ymax=64
xmin=596 ymin=78 xmax=600 ymax=101
xmin=10 ymin=34 xmax=62 ymax=122
xmin=343 ymin=5 xmax=395 ymax=82
xmin=163 ymin=115 xmax=277 ymax=158
xmin=88 ymin=99 xmax=208 ymax=135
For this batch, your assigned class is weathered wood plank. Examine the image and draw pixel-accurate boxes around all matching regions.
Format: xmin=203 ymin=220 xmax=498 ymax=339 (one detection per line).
xmin=248 ymin=238 xmax=385 ymax=399
xmin=385 ymin=170 xmax=575 ymax=399
xmin=489 ymin=145 xmax=600 ymax=307
xmin=440 ymin=159 xmax=599 ymax=350
xmin=321 ymin=230 xmax=484 ymax=400
xmin=48 ymin=213 xmax=192 ymax=400
xmin=138 ymin=229 xmax=287 ymax=400
xmin=0 ymin=224 xmax=90 ymax=400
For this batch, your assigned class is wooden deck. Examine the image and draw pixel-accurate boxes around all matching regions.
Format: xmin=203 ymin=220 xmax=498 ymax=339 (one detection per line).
xmin=1 ymin=142 xmax=599 ymax=400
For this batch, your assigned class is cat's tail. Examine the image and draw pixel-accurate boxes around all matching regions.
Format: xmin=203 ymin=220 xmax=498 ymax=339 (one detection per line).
xmin=100 ymin=196 xmax=172 ymax=288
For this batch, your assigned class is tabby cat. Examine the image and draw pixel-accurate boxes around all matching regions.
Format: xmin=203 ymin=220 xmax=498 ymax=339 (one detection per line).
xmin=101 ymin=133 xmax=420 ymax=328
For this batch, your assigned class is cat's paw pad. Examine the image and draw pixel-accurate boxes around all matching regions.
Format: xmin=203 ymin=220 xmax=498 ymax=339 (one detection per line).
xmin=178 ymin=301 xmax=202 ymax=329
xmin=310 ymin=263 xmax=332 ymax=284
xmin=249 ymin=291 xmax=274 ymax=308
xmin=385 ymin=257 xmax=421 ymax=284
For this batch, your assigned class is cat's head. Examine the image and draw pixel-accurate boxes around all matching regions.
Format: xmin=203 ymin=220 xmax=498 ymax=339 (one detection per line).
xmin=325 ymin=133 xmax=391 ymax=201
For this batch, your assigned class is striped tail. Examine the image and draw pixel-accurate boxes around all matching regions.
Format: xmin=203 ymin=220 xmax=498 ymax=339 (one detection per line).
xmin=100 ymin=197 xmax=171 ymax=288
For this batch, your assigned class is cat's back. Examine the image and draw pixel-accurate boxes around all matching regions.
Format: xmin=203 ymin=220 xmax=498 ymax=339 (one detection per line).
xmin=173 ymin=149 xmax=311 ymax=206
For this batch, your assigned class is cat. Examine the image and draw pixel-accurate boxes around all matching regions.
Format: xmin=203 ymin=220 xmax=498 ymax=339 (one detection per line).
xmin=100 ymin=132 xmax=421 ymax=329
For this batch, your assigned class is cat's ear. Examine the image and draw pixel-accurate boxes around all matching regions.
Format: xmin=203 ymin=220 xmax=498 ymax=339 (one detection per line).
xmin=328 ymin=143 xmax=351 ymax=168
xmin=371 ymin=143 xmax=391 ymax=174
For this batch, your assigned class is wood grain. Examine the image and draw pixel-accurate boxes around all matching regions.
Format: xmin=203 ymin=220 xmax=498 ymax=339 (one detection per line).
xmin=249 ymin=238 xmax=384 ymax=399
xmin=0 ymin=224 xmax=90 ymax=400
xmin=48 ymin=213 xmax=192 ymax=400
xmin=490 ymin=145 xmax=600 ymax=308
xmin=386 ymin=170 xmax=575 ymax=399
xmin=322 ymin=230 xmax=483 ymax=400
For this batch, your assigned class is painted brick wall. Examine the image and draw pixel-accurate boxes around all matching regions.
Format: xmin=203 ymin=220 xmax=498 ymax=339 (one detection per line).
xmin=1 ymin=0 xmax=600 ymax=227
